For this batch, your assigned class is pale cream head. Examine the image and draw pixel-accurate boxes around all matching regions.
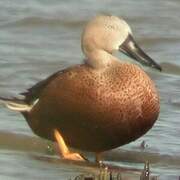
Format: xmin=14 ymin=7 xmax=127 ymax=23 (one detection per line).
xmin=81 ymin=15 xmax=132 ymax=68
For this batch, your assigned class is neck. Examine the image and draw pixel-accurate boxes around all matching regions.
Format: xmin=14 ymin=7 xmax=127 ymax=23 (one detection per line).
xmin=84 ymin=50 xmax=118 ymax=69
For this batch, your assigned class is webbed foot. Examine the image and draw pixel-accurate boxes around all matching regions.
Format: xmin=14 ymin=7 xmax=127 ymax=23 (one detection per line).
xmin=54 ymin=129 xmax=86 ymax=161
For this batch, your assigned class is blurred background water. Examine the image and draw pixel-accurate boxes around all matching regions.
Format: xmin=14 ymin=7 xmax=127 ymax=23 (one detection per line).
xmin=0 ymin=0 xmax=180 ymax=179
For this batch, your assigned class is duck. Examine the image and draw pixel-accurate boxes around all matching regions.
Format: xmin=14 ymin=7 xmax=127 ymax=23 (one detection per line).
xmin=0 ymin=15 xmax=161 ymax=162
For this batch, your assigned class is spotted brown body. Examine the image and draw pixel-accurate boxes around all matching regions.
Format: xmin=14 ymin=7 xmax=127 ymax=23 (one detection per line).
xmin=27 ymin=62 xmax=159 ymax=152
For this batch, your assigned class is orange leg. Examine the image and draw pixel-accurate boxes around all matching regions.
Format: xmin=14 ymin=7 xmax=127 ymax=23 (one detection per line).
xmin=54 ymin=129 xmax=86 ymax=161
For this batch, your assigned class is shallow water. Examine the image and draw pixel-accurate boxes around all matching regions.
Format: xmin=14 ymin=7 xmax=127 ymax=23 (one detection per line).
xmin=0 ymin=0 xmax=180 ymax=179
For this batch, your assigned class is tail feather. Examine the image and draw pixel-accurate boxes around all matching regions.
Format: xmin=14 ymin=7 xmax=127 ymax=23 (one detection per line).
xmin=0 ymin=97 xmax=38 ymax=112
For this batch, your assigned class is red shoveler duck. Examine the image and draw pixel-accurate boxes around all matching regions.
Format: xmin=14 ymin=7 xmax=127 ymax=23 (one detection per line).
xmin=0 ymin=15 xmax=161 ymax=162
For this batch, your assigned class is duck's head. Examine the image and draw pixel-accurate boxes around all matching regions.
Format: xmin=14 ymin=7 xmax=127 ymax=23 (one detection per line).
xmin=82 ymin=15 xmax=161 ymax=71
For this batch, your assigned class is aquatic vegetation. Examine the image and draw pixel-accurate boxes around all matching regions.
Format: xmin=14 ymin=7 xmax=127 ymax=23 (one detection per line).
xmin=70 ymin=161 xmax=158 ymax=180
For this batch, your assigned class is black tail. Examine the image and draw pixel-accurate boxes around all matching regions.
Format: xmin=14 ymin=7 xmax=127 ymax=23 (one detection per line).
xmin=0 ymin=96 xmax=32 ymax=112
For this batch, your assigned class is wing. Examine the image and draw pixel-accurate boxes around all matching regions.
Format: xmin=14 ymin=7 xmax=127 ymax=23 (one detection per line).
xmin=21 ymin=66 xmax=76 ymax=104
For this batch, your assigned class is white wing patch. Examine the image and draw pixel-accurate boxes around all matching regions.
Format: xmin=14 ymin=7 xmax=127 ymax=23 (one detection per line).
xmin=0 ymin=99 xmax=39 ymax=112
